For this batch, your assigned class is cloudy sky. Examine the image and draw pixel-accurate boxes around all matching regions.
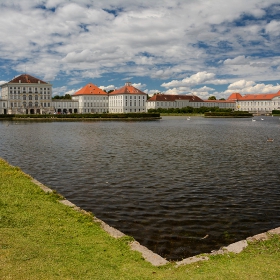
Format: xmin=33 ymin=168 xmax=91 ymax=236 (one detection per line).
xmin=0 ymin=0 xmax=280 ymax=99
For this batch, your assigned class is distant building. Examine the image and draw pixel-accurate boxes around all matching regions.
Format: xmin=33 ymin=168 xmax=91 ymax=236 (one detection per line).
xmin=52 ymin=99 xmax=79 ymax=114
xmin=0 ymin=74 xmax=54 ymax=114
xmin=72 ymin=83 xmax=108 ymax=113
xmin=0 ymin=99 xmax=7 ymax=114
xmin=146 ymin=94 xmax=204 ymax=111
xmin=109 ymin=82 xmax=147 ymax=113
xmin=2 ymin=73 xmax=280 ymax=115
xmin=228 ymin=91 xmax=280 ymax=114
xmin=203 ymin=99 xmax=236 ymax=110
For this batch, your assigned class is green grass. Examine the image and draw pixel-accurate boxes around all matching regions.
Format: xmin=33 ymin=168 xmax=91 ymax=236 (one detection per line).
xmin=0 ymin=158 xmax=280 ymax=279
xmin=160 ymin=113 xmax=203 ymax=116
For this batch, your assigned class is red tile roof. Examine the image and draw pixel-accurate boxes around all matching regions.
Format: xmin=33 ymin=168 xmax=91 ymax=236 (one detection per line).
xmin=9 ymin=74 xmax=48 ymax=84
xmin=227 ymin=92 xmax=243 ymax=101
xmin=147 ymin=94 xmax=204 ymax=102
xmin=205 ymin=99 xmax=235 ymax=103
xmin=228 ymin=91 xmax=280 ymax=101
xmin=72 ymin=83 xmax=106 ymax=96
xmin=110 ymin=82 xmax=146 ymax=95
xmin=240 ymin=92 xmax=280 ymax=100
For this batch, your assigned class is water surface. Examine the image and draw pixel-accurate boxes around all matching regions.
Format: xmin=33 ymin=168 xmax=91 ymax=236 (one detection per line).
xmin=1 ymin=116 xmax=280 ymax=260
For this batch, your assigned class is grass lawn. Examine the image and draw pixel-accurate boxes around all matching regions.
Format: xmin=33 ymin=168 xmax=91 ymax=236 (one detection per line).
xmin=0 ymin=158 xmax=280 ymax=279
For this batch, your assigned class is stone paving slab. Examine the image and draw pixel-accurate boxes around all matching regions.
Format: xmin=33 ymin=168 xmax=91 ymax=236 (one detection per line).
xmin=31 ymin=178 xmax=53 ymax=193
xmin=223 ymin=240 xmax=248 ymax=254
xmin=59 ymin=199 xmax=81 ymax=211
xmin=93 ymin=217 xmax=125 ymax=239
xmin=130 ymin=241 xmax=169 ymax=266
xmin=246 ymin=232 xmax=269 ymax=242
xmin=176 ymin=256 xmax=209 ymax=267
xmin=268 ymin=227 xmax=280 ymax=235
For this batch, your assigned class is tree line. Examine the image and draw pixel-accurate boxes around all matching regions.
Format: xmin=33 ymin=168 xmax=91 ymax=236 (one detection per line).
xmin=148 ymin=106 xmax=233 ymax=114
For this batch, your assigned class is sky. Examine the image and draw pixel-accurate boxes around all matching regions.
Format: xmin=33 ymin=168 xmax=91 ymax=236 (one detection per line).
xmin=0 ymin=0 xmax=280 ymax=99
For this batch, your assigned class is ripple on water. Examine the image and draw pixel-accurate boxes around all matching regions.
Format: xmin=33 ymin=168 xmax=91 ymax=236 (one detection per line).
xmin=0 ymin=117 xmax=280 ymax=260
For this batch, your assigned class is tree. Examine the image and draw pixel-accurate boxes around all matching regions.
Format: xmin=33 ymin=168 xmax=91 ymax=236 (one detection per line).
xmin=52 ymin=94 xmax=72 ymax=100
xmin=208 ymin=96 xmax=216 ymax=100
xmin=64 ymin=94 xmax=72 ymax=99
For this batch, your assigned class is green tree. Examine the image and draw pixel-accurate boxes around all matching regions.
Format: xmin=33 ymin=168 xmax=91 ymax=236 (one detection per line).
xmin=64 ymin=94 xmax=72 ymax=99
xmin=208 ymin=96 xmax=216 ymax=100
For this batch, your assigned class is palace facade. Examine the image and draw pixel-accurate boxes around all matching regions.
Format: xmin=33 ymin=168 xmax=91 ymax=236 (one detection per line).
xmin=1 ymin=73 xmax=280 ymax=115
xmin=146 ymin=94 xmax=236 ymax=110
xmin=228 ymin=91 xmax=280 ymax=114
xmin=0 ymin=74 xmax=54 ymax=114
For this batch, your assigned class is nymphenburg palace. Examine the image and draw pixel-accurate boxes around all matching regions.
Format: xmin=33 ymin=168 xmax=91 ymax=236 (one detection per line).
xmin=0 ymin=74 xmax=280 ymax=115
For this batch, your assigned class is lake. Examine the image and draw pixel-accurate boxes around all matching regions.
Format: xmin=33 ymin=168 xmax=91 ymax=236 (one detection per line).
xmin=1 ymin=116 xmax=280 ymax=260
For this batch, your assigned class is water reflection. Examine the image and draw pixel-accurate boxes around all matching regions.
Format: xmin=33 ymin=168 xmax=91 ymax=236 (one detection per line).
xmin=1 ymin=116 xmax=280 ymax=260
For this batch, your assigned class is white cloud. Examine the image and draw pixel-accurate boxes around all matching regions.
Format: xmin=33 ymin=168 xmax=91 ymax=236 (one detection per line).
xmin=249 ymin=62 xmax=270 ymax=68
xmin=65 ymin=89 xmax=77 ymax=95
xmin=224 ymin=56 xmax=250 ymax=65
xmin=225 ymin=80 xmax=280 ymax=95
xmin=52 ymin=86 xmax=76 ymax=96
xmin=0 ymin=0 xmax=279 ymax=95
xmin=0 ymin=80 xmax=7 ymax=85
xmin=132 ymin=82 xmax=146 ymax=90
xmin=228 ymin=80 xmax=256 ymax=90
xmin=265 ymin=20 xmax=280 ymax=37
xmin=144 ymin=89 xmax=161 ymax=95
xmin=161 ymin=72 xmax=228 ymax=88
xmin=164 ymin=88 xmax=180 ymax=95
xmin=164 ymin=87 xmax=192 ymax=95
xmin=99 ymin=85 xmax=115 ymax=91
xmin=194 ymin=86 xmax=215 ymax=92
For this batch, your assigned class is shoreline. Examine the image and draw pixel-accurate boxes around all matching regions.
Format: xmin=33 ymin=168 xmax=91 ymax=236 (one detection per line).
xmin=0 ymin=117 xmax=161 ymax=122
xmin=2 ymin=157 xmax=279 ymax=266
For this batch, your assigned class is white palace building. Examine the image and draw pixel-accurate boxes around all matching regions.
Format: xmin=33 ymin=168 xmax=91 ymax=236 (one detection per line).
xmin=227 ymin=91 xmax=280 ymax=114
xmin=1 ymin=73 xmax=280 ymax=114
xmin=0 ymin=74 xmax=54 ymax=114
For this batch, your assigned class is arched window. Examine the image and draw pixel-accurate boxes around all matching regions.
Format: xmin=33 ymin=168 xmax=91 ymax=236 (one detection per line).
xmin=29 ymin=95 xmax=32 ymax=100
xmin=29 ymin=102 xmax=32 ymax=107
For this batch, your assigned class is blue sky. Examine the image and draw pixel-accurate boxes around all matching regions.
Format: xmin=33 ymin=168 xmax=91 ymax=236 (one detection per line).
xmin=0 ymin=0 xmax=280 ymax=99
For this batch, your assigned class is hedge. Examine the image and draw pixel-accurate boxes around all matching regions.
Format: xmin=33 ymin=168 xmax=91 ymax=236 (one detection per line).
xmin=1 ymin=113 xmax=160 ymax=119
xmin=204 ymin=111 xmax=253 ymax=117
